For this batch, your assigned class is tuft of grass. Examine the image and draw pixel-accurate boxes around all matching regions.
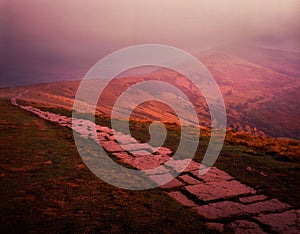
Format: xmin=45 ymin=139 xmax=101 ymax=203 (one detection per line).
xmin=225 ymin=130 xmax=300 ymax=162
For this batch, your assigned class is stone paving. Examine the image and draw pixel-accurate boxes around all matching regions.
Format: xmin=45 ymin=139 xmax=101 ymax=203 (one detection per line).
xmin=11 ymin=95 xmax=300 ymax=233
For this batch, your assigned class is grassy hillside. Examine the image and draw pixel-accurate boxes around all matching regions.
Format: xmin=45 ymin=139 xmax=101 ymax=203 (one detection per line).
xmin=24 ymin=105 xmax=300 ymax=207
xmin=0 ymin=99 xmax=216 ymax=233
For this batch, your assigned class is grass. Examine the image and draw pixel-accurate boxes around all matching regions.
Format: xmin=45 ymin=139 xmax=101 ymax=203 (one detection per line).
xmin=26 ymin=105 xmax=300 ymax=207
xmin=0 ymin=99 xmax=216 ymax=233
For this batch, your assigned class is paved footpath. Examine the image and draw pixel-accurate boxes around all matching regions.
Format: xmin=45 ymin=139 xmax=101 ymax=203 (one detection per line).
xmin=11 ymin=95 xmax=300 ymax=233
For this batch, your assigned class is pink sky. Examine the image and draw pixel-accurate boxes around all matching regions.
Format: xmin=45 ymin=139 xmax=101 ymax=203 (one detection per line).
xmin=1 ymin=0 xmax=300 ymax=86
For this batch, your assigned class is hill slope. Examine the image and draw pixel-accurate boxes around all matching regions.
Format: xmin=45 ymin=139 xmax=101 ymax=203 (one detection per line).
xmin=1 ymin=47 xmax=299 ymax=139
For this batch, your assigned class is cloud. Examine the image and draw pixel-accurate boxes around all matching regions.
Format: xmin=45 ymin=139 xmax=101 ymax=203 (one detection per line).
xmin=1 ymin=0 xmax=299 ymax=86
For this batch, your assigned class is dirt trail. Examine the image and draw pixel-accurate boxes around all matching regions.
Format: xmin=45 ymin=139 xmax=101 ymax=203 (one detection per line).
xmin=11 ymin=92 xmax=300 ymax=233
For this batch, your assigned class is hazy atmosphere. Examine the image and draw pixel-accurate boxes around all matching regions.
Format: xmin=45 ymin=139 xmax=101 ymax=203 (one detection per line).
xmin=1 ymin=0 xmax=300 ymax=87
xmin=1 ymin=1 xmax=300 ymax=233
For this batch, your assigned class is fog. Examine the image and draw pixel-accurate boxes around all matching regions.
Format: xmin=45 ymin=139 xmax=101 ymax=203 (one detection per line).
xmin=1 ymin=0 xmax=299 ymax=86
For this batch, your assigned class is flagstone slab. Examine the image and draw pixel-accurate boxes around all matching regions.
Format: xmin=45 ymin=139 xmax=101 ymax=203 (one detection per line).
xmin=167 ymin=191 xmax=197 ymax=207
xmin=190 ymin=166 xmax=233 ymax=182
xmin=160 ymin=178 xmax=184 ymax=189
xmin=193 ymin=199 xmax=291 ymax=220
xmin=205 ymin=222 xmax=224 ymax=233
xmin=185 ymin=180 xmax=255 ymax=202
xmin=144 ymin=167 xmax=170 ymax=175
xmin=114 ymin=134 xmax=139 ymax=145
xmin=256 ymin=209 xmax=300 ymax=234
xmin=131 ymin=150 xmax=154 ymax=157
xmin=96 ymin=125 xmax=113 ymax=134
xmin=100 ymin=141 xmax=125 ymax=152
xmin=153 ymin=147 xmax=173 ymax=155
xmin=184 ymin=160 xmax=202 ymax=172
xmin=97 ymin=131 xmax=110 ymax=141
xmin=148 ymin=172 xmax=174 ymax=186
xmin=165 ymin=159 xmax=201 ymax=173
xmin=130 ymin=155 xmax=170 ymax=170
xmin=122 ymin=143 xmax=154 ymax=153
xmin=239 ymin=194 xmax=268 ymax=204
xmin=179 ymin=174 xmax=203 ymax=185
xmin=228 ymin=220 xmax=267 ymax=234
xmin=112 ymin=152 xmax=135 ymax=166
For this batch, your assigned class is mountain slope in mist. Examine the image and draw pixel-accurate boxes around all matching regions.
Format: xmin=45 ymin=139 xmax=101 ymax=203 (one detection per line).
xmin=1 ymin=47 xmax=299 ymax=139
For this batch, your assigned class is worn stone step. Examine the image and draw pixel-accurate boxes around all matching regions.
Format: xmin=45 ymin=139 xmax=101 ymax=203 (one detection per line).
xmin=193 ymin=199 xmax=291 ymax=220
xmin=255 ymin=209 xmax=300 ymax=234
xmin=185 ymin=180 xmax=256 ymax=202
xmin=228 ymin=220 xmax=267 ymax=234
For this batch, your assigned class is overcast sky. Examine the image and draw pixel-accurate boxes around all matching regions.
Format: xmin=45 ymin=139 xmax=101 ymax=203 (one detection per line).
xmin=1 ymin=0 xmax=299 ymax=87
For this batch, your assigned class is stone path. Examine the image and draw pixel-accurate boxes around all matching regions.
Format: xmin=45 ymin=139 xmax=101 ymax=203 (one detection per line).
xmin=11 ymin=94 xmax=300 ymax=233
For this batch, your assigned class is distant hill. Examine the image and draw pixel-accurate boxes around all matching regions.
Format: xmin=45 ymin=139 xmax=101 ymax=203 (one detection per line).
xmin=1 ymin=47 xmax=299 ymax=139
